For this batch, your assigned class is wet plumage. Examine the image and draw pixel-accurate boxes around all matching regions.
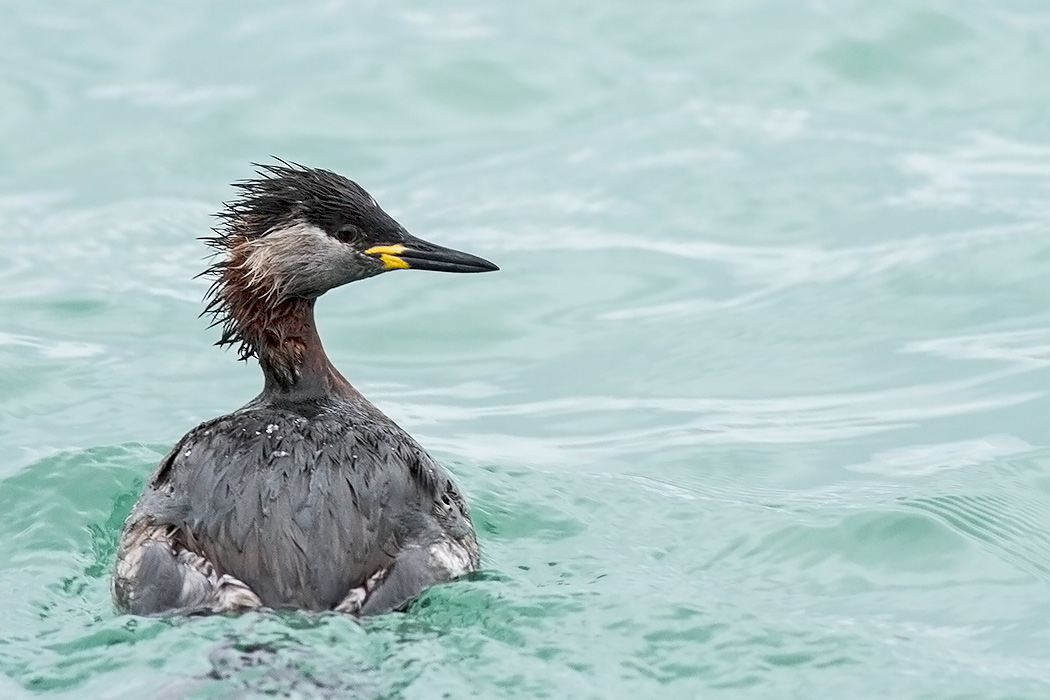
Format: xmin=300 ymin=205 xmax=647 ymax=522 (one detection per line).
xmin=112 ymin=162 xmax=496 ymax=616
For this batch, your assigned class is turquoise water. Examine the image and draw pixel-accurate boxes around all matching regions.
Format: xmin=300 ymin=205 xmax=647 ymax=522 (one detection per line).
xmin=4 ymin=1 xmax=1050 ymax=697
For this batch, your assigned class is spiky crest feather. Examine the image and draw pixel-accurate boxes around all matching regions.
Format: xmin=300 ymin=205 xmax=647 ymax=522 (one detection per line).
xmin=198 ymin=160 xmax=375 ymax=363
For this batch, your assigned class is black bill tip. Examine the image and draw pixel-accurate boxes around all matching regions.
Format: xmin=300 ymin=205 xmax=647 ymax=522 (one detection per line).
xmin=365 ymin=237 xmax=499 ymax=273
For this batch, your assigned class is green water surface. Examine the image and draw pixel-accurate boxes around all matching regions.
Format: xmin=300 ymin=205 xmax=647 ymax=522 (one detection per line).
xmin=4 ymin=2 xmax=1050 ymax=698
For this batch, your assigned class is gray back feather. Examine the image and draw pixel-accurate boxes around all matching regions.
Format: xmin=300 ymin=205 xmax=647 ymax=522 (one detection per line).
xmin=139 ymin=395 xmax=463 ymax=610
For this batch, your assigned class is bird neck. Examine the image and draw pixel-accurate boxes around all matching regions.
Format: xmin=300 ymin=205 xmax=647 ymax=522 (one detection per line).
xmin=247 ymin=297 xmax=354 ymax=399
xmin=206 ymin=245 xmax=357 ymax=399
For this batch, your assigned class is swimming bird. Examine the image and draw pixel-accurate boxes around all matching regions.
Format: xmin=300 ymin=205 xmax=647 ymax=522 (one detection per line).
xmin=112 ymin=162 xmax=497 ymax=615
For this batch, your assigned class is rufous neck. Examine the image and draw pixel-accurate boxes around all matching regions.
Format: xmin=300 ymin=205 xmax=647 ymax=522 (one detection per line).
xmin=244 ymin=297 xmax=352 ymax=399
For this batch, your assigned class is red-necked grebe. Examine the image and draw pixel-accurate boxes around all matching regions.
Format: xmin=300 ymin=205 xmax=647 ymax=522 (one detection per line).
xmin=112 ymin=162 xmax=497 ymax=615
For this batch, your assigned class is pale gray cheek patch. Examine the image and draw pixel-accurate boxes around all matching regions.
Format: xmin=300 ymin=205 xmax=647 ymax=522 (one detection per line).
xmin=237 ymin=222 xmax=379 ymax=300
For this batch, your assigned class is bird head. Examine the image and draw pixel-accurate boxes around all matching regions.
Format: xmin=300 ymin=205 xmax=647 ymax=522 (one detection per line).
xmin=210 ymin=161 xmax=498 ymax=301
xmin=203 ymin=161 xmax=498 ymax=362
